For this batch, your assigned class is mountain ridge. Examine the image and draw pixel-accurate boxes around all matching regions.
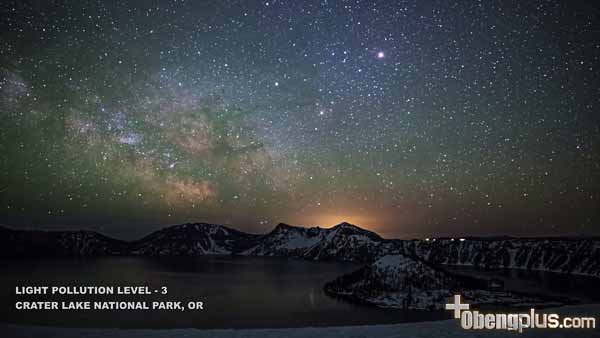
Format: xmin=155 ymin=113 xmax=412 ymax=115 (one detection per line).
xmin=1 ymin=222 xmax=599 ymax=277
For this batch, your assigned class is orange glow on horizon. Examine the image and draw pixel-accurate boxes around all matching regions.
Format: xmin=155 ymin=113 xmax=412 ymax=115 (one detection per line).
xmin=292 ymin=212 xmax=381 ymax=232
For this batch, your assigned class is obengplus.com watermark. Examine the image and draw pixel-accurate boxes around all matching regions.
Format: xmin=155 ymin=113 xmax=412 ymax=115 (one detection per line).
xmin=445 ymin=295 xmax=596 ymax=333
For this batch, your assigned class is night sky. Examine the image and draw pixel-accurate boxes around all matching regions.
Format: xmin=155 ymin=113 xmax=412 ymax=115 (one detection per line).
xmin=1 ymin=0 xmax=599 ymax=239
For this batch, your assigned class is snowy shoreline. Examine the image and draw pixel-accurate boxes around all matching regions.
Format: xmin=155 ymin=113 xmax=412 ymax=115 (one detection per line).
xmin=3 ymin=304 xmax=599 ymax=338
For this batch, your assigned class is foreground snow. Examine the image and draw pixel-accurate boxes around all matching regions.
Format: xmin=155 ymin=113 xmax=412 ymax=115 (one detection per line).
xmin=3 ymin=304 xmax=599 ymax=338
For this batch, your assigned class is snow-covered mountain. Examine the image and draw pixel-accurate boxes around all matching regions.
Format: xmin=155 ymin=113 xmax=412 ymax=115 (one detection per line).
xmin=0 ymin=226 xmax=127 ymax=257
xmin=131 ymin=223 xmax=260 ymax=256
xmin=395 ymin=237 xmax=600 ymax=277
xmin=324 ymin=254 xmax=561 ymax=309
xmin=242 ymin=222 xmax=391 ymax=262
xmin=1 ymin=223 xmax=598 ymax=278
xmin=2 ymin=223 xmax=593 ymax=311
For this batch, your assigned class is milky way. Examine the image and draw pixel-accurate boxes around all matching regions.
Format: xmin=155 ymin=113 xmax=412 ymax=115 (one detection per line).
xmin=0 ymin=1 xmax=599 ymax=238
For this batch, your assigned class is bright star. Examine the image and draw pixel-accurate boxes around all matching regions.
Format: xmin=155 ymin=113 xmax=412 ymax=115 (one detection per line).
xmin=377 ymin=51 xmax=385 ymax=59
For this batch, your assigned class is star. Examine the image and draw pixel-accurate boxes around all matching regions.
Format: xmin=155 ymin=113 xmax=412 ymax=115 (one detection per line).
xmin=0 ymin=0 xmax=597 ymax=239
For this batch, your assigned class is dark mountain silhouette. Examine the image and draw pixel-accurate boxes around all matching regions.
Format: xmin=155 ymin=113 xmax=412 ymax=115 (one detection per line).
xmin=1 ymin=222 xmax=598 ymax=277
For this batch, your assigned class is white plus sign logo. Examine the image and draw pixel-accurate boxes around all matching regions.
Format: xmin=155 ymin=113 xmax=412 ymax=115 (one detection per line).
xmin=445 ymin=294 xmax=470 ymax=319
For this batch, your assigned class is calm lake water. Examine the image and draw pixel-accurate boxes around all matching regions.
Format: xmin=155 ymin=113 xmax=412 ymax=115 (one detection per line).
xmin=0 ymin=256 xmax=444 ymax=329
xmin=443 ymin=265 xmax=600 ymax=303
xmin=0 ymin=257 xmax=597 ymax=329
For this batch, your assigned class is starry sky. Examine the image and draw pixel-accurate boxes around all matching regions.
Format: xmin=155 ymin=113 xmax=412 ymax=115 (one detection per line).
xmin=1 ymin=0 xmax=599 ymax=239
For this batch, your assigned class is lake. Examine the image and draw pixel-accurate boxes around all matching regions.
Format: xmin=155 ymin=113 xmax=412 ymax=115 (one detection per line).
xmin=443 ymin=265 xmax=600 ymax=303
xmin=0 ymin=256 xmax=443 ymax=329
xmin=0 ymin=257 xmax=597 ymax=329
